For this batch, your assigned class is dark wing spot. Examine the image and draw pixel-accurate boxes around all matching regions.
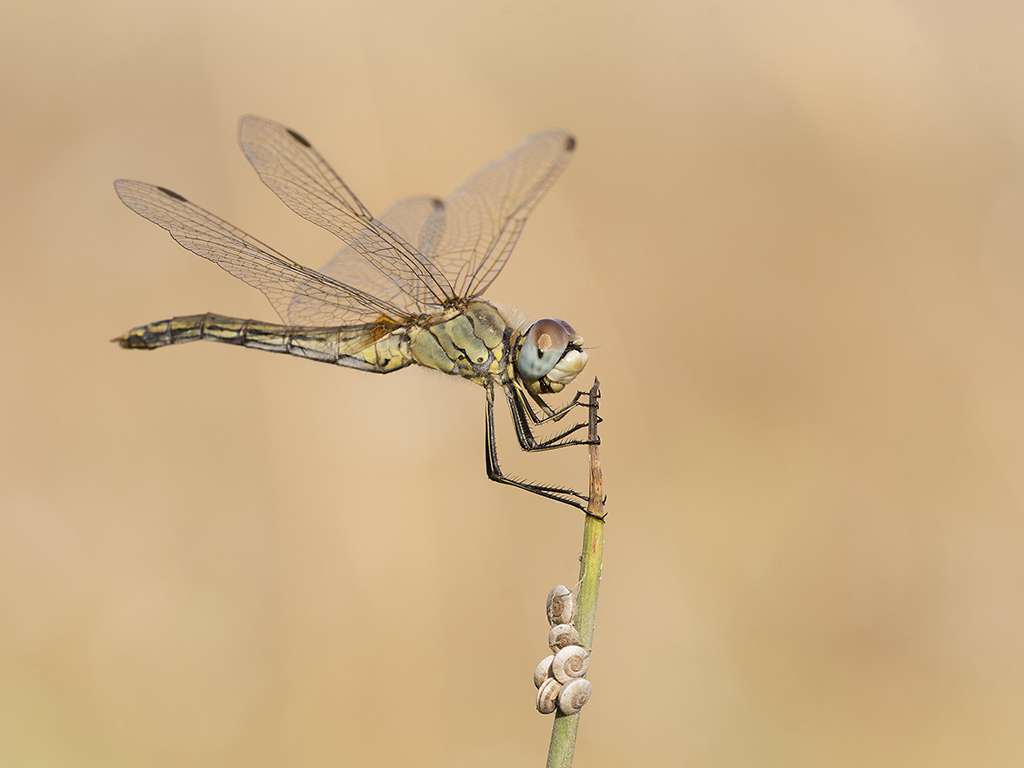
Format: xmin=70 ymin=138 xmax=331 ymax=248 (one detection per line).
xmin=286 ymin=128 xmax=312 ymax=148
xmin=431 ymin=197 xmax=443 ymax=209
xmin=157 ymin=187 xmax=188 ymax=202
xmin=565 ymin=136 xmax=576 ymax=151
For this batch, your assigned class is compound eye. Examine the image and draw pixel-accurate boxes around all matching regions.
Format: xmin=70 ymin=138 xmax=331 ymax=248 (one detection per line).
xmin=517 ymin=319 xmax=572 ymax=380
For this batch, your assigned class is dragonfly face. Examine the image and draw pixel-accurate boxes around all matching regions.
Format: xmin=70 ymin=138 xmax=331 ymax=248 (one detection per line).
xmin=115 ymin=117 xmax=596 ymax=511
xmin=515 ymin=318 xmax=589 ymax=395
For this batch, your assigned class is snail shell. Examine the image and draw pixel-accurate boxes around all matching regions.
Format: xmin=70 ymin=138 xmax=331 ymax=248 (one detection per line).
xmin=557 ymin=678 xmax=592 ymax=715
xmin=536 ymin=677 xmax=562 ymax=714
xmin=551 ymin=645 xmax=590 ymax=683
xmin=548 ymin=623 xmax=580 ymax=653
xmin=534 ymin=654 xmax=555 ymax=688
xmin=546 ymin=585 xmax=577 ymax=626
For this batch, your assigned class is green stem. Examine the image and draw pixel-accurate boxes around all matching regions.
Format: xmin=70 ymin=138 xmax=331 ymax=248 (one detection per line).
xmin=546 ymin=379 xmax=605 ymax=768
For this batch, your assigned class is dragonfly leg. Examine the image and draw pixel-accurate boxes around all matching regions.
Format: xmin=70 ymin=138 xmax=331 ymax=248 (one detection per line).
xmin=485 ymin=382 xmax=589 ymax=512
xmin=520 ymin=384 xmax=595 ymax=424
xmin=506 ymin=385 xmax=598 ymax=452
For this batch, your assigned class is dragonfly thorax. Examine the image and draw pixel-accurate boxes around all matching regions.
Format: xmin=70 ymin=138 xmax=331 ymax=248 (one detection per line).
xmin=405 ymin=300 xmax=511 ymax=383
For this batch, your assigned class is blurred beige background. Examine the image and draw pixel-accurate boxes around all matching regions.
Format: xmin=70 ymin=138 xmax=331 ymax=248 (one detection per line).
xmin=3 ymin=0 xmax=1024 ymax=765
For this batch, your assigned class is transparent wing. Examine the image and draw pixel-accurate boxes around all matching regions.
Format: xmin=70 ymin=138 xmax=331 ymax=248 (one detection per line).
xmin=114 ymin=180 xmax=409 ymax=326
xmin=419 ymin=130 xmax=576 ymax=298
xmin=238 ymin=116 xmax=455 ymax=308
xmin=310 ymin=195 xmax=442 ymax=318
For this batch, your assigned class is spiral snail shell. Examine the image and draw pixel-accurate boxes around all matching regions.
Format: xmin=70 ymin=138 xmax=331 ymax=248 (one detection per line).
xmin=536 ymin=677 xmax=563 ymax=714
xmin=533 ymin=654 xmax=555 ymax=688
xmin=551 ymin=645 xmax=590 ymax=683
xmin=557 ymin=678 xmax=592 ymax=715
xmin=548 ymin=623 xmax=580 ymax=653
xmin=546 ymin=585 xmax=577 ymax=626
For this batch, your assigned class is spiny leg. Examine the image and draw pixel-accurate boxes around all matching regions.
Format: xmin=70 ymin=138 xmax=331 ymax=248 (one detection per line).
xmin=519 ymin=384 xmax=593 ymax=424
xmin=506 ymin=384 xmax=598 ymax=452
xmin=484 ymin=382 xmax=589 ymax=511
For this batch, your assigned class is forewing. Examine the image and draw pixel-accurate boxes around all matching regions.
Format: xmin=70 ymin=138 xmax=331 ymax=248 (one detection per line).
xmin=114 ymin=180 xmax=408 ymax=326
xmin=238 ymin=116 xmax=454 ymax=307
xmin=312 ymin=195 xmax=443 ymax=318
xmin=419 ymin=130 xmax=576 ymax=298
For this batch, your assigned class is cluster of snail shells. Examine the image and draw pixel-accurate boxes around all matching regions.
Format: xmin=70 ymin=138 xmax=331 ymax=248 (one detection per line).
xmin=534 ymin=585 xmax=592 ymax=716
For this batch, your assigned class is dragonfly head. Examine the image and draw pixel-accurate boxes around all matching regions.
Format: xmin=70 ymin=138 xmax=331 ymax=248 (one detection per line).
xmin=516 ymin=318 xmax=589 ymax=395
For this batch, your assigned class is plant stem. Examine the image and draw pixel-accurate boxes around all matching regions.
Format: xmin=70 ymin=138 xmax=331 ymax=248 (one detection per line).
xmin=546 ymin=378 xmax=605 ymax=768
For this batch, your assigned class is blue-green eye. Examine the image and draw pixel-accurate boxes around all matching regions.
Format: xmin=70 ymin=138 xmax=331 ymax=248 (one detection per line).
xmin=517 ymin=319 xmax=573 ymax=380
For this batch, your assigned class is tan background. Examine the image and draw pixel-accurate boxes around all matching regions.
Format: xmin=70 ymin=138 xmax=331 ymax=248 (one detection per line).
xmin=3 ymin=0 xmax=1024 ymax=765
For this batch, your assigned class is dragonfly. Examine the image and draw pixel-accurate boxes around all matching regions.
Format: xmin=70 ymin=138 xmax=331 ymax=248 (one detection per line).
xmin=115 ymin=116 xmax=596 ymax=511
